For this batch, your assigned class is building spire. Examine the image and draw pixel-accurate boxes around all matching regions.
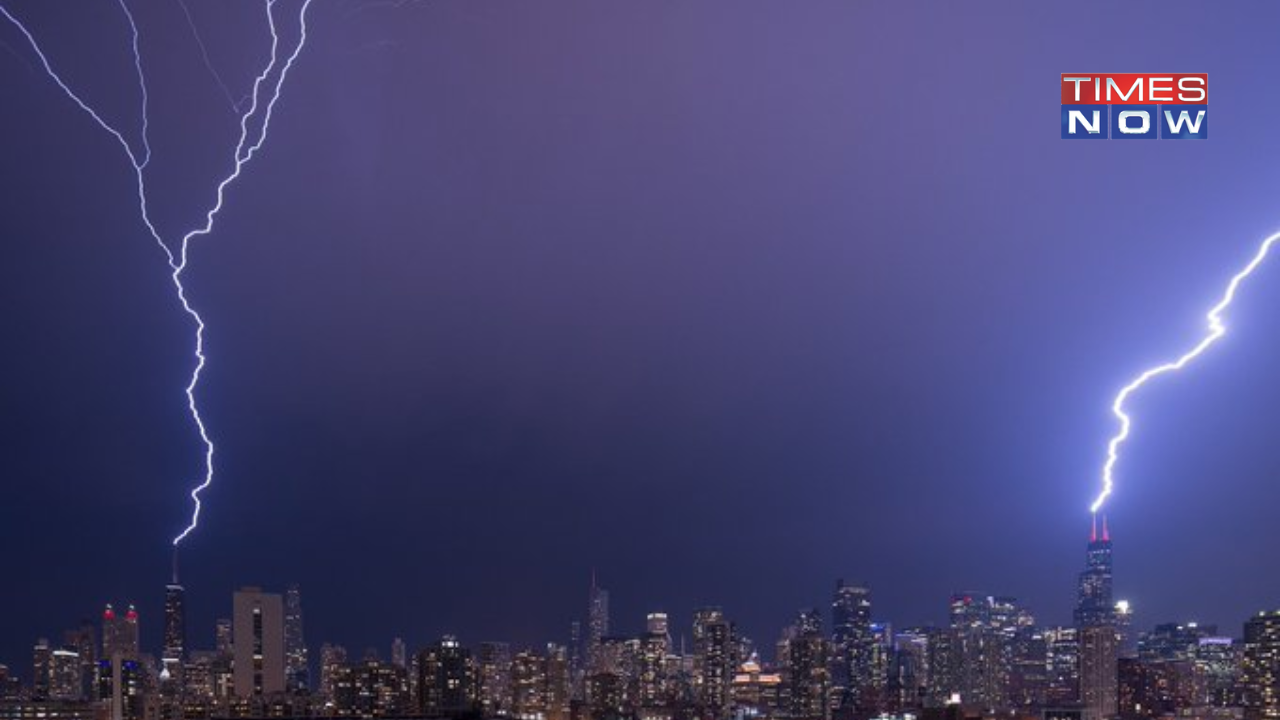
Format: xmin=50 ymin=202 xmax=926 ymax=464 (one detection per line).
xmin=171 ymin=547 xmax=180 ymax=585
xmin=1091 ymin=513 xmax=1098 ymax=543
xmin=1102 ymin=514 xmax=1110 ymax=543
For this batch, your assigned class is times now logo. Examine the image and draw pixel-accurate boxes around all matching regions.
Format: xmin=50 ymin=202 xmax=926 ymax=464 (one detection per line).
xmin=1061 ymin=74 xmax=1207 ymax=140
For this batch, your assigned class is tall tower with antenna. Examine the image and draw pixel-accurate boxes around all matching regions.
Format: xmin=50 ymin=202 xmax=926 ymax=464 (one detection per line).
xmin=1077 ymin=516 xmax=1118 ymax=720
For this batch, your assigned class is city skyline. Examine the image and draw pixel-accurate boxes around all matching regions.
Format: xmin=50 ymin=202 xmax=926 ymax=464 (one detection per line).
xmin=6 ymin=522 xmax=1280 ymax=720
xmin=4 ymin=519 xmax=1276 ymax=683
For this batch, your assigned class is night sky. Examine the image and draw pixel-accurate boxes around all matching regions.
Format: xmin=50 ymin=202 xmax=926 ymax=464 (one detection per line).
xmin=4 ymin=0 xmax=1280 ymax=671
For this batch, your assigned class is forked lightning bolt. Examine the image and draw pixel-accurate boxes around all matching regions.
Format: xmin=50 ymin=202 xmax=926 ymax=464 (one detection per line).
xmin=0 ymin=0 xmax=315 ymax=544
xmin=1093 ymin=230 xmax=1280 ymax=514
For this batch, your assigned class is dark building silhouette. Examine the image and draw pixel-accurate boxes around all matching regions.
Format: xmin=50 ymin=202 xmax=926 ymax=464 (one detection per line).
xmin=586 ymin=576 xmax=610 ymax=679
xmin=417 ymin=637 xmax=475 ymax=717
xmin=831 ymin=581 xmax=874 ymax=713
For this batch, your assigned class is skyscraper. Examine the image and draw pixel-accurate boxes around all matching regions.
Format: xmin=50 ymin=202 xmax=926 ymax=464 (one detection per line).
xmin=1242 ymin=610 xmax=1280 ymax=720
xmin=638 ymin=620 xmax=670 ymax=708
xmin=319 ymin=643 xmax=349 ymax=704
xmin=284 ymin=585 xmax=309 ymax=693
xmin=391 ymin=638 xmax=407 ymax=670
xmin=587 ymin=575 xmax=610 ymax=677
xmin=545 ymin=644 xmax=572 ymax=720
xmin=831 ymin=581 xmax=873 ymax=711
xmin=32 ymin=638 xmax=52 ymax=701
xmin=49 ymin=649 xmax=82 ymax=702
xmin=63 ymin=621 xmax=97 ymax=701
xmin=890 ymin=629 xmax=930 ymax=710
xmin=163 ymin=578 xmax=186 ymax=680
xmin=417 ymin=636 xmax=474 ymax=717
xmin=99 ymin=602 xmax=141 ymax=720
xmin=1114 ymin=601 xmax=1135 ymax=659
xmin=1045 ymin=626 xmax=1080 ymax=707
xmin=1139 ymin=622 xmax=1212 ymax=662
xmin=925 ymin=627 xmax=958 ymax=707
xmin=216 ymin=619 xmax=233 ymax=656
xmin=332 ymin=655 xmax=410 ymax=717
xmin=1196 ymin=636 xmax=1241 ymax=708
xmin=569 ymin=621 xmax=583 ymax=701
xmin=647 ymin=613 xmax=670 ymax=638
xmin=1009 ymin=625 xmax=1049 ymax=710
xmin=694 ymin=607 xmax=736 ymax=719
xmin=98 ymin=656 xmax=144 ymax=720
xmin=1077 ymin=517 xmax=1118 ymax=720
xmin=475 ymin=641 xmax=512 ymax=716
xmin=1079 ymin=625 xmax=1119 ymax=720
xmin=102 ymin=604 xmax=139 ymax=661
xmin=787 ymin=609 xmax=830 ymax=720
xmin=947 ymin=593 xmax=1029 ymax=712
xmin=1075 ymin=517 xmax=1115 ymax=628
xmin=233 ymin=587 xmax=286 ymax=698
xmin=511 ymin=650 xmax=548 ymax=720
xmin=1117 ymin=657 xmax=1177 ymax=720
xmin=985 ymin=596 xmax=1031 ymax=711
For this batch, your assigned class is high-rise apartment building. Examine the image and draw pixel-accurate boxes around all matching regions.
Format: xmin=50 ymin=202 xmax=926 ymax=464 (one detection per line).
xmin=1045 ymin=626 xmax=1080 ymax=707
xmin=332 ymin=656 xmax=409 ymax=717
xmin=475 ymin=642 xmax=512 ymax=716
xmin=694 ymin=607 xmax=735 ymax=719
xmin=511 ymin=650 xmax=548 ymax=720
xmin=417 ymin=636 xmax=474 ymax=717
xmin=1243 ymin=610 xmax=1280 ymax=720
xmin=319 ymin=643 xmax=349 ymax=704
xmin=787 ymin=609 xmax=830 ymax=720
xmin=232 ymin=587 xmax=286 ymax=698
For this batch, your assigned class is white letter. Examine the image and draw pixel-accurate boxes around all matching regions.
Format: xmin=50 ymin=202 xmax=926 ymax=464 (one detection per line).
xmin=1177 ymin=77 xmax=1206 ymax=103
xmin=1118 ymin=110 xmax=1150 ymax=135
xmin=1106 ymin=76 xmax=1143 ymax=102
xmin=1069 ymin=110 xmax=1102 ymax=135
xmin=1063 ymin=76 xmax=1091 ymax=102
xmin=1164 ymin=109 xmax=1205 ymax=134
xmin=1149 ymin=76 xmax=1173 ymax=102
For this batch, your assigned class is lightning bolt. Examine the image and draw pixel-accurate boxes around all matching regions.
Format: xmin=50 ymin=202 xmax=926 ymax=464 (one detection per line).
xmin=177 ymin=0 xmax=250 ymax=114
xmin=1093 ymin=229 xmax=1280 ymax=514
xmin=0 ymin=0 xmax=315 ymax=545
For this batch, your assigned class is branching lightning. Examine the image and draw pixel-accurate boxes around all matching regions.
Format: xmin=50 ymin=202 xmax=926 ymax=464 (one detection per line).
xmin=0 ymin=0 xmax=315 ymax=545
xmin=1093 ymin=230 xmax=1280 ymax=514
xmin=177 ymin=0 xmax=249 ymax=114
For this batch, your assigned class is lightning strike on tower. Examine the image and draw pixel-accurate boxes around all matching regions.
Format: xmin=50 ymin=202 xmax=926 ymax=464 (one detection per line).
xmin=0 ymin=0 xmax=316 ymax=545
xmin=1093 ymin=229 xmax=1280 ymax=514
